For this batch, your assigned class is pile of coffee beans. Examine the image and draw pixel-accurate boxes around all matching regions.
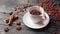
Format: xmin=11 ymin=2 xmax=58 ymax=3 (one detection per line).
xmin=38 ymin=0 xmax=60 ymax=21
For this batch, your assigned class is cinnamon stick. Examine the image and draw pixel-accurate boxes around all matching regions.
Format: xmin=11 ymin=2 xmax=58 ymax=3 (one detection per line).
xmin=3 ymin=10 xmax=19 ymax=25
xmin=8 ymin=14 xmax=14 ymax=25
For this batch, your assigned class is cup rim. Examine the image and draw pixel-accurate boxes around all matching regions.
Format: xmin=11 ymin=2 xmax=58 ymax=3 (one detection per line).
xmin=28 ymin=6 xmax=45 ymax=16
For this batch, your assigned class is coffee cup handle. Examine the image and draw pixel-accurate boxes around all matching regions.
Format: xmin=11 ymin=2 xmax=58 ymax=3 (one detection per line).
xmin=41 ymin=15 xmax=46 ymax=20
xmin=42 ymin=16 xmax=45 ymax=20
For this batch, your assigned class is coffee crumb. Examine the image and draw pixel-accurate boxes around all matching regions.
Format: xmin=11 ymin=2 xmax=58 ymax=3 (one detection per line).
xmin=3 ymin=12 xmax=6 ymax=14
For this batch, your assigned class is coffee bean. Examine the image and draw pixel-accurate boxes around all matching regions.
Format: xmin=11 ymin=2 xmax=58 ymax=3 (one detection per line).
xmin=4 ymin=27 xmax=9 ymax=32
xmin=16 ymin=26 xmax=21 ymax=30
xmin=16 ymin=22 xmax=21 ymax=25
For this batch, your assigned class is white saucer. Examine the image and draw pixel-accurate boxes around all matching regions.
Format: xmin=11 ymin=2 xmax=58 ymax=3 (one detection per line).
xmin=23 ymin=12 xmax=50 ymax=29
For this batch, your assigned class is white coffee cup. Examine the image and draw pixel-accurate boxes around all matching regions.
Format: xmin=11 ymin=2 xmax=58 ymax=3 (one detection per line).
xmin=27 ymin=6 xmax=45 ymax=24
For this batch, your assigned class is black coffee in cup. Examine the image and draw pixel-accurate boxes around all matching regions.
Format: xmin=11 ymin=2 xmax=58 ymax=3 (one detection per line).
xmin=30 ymin=9 xmax=41 ymax=15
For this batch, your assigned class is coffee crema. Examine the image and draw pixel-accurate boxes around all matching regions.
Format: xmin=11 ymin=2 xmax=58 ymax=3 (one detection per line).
xmin=30 ymin=9 xmax=41 ymax=15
